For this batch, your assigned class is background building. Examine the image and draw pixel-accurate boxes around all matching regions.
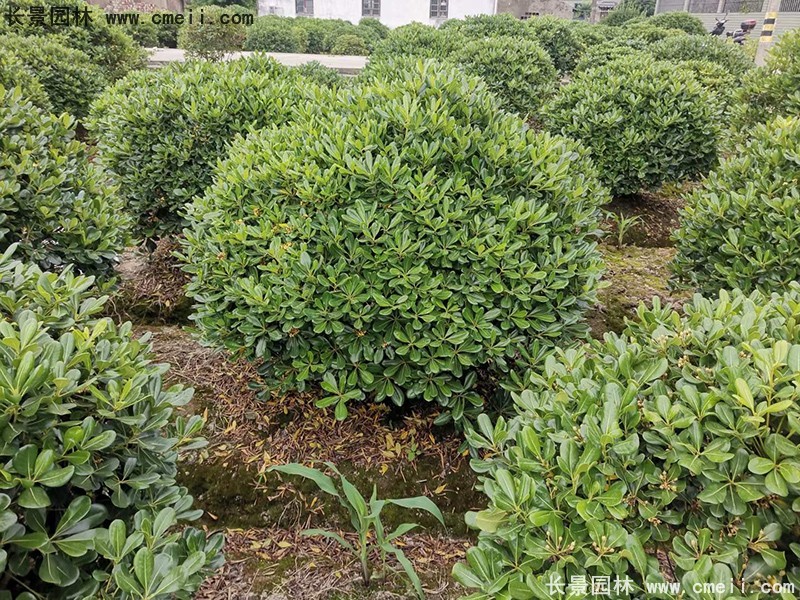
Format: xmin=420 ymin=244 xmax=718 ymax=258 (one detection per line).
xmin=258 ymin=0 xmax=496 ymax=26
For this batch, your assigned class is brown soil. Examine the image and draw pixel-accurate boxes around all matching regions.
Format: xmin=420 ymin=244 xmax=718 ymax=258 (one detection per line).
xmin=136 ymin=325 xmax=481 ymax=599
xmin=602 ymin=186 xmax=689 ymax=248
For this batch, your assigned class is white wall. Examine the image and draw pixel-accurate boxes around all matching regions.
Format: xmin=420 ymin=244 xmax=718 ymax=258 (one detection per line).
xmin=258 ymin=0 xmax=498 ymax=27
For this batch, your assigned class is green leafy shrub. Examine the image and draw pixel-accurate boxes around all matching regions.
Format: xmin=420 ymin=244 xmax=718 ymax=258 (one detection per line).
xmin=525 ymin=16 xmax=584 ymax=73
xmin=456 ymin=284 xmax=800 ymax=598
xmin=330 ymin=33 xmax=369 ymax=55
xmin=153 ymin=11 xmax=181 ymax=47
xmin=734 ymin=28 xmax=800 ymax=129
xmin=0 ymin=52 xmax=50 ymax=110
xmin=181 ymin=60 xmax=607 ymax=424
xmin=178 ymin=5 xmax=251 ymax=60
xmin=356 ymin=17 xmax=390 ymax=47
xmin=678 ymin=59 xmax=737 ymax=115
xmin=569 ymin=19 xmax=618 ymax=47
xmin=244 ymin=15 xmax=309 ymax=52
xmin=573 ymin=39 xmax=648 ymax=73
xmin=293 ymin=60 xmax=344 ymax=87
xmin=293 ymin=16 xmax=350 ymax=53
xmin=0 ymin=245 xmax=224 ymax=598
xmin=624 ymin=20 xmax=686 ymax=42
xmin=88 ymin=57 xmax=306 ymax=240
xmin=0 ymin=86 xmax=129 ymax=277
xmin=371 ymin=22 xmax=465 ymax=59
xmin=0 ymin=0 xmax=145 ymax=81
xmin=0 ymin=33 xmax=106 ymax=118
xmin=601 ymin=0 xmax=646 ymax=26
xmin=544 ymin=55 xmax=719 ymax=196
xmin=450 ymin=35 xmax=556 ymax=117
xmin=650 ymin=34 xmax=753 ymax=75
xmin=440 ymin=13 xmax=533 ymax=39
xmin=114 ymin=13 xmax=159 ymax=47
xmin=190 ymin=0 xmax=256 ymax=10
xmin=649 ymin=11 xmax=707 ymax=34
xmin=672 ymin=116 xmax=800 ymax=295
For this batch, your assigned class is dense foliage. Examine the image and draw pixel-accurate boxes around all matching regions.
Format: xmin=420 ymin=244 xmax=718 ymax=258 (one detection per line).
xmin=573 ymin=39 xmax=648 ymax=73
xmin=650 ymin=34 xmax=753 ymax=75
xmin=526 ymin=16 xmax=583 ymax=73
xmin=439 ymin=13 xmax=532 ymax=39
xmin=450 ymin=35 xmax=556 ymax=117
xmin=0 ymin=0 xmax=145 ymax=81
xmin=330 ymin=33 xmax=370 ymax=55
xmin=177 ymin=5 xmax=250 ymax=61
xmin=0 ymin=246 xmax=223 ymax=598
xmin=601 ymin=0 xmax=646 ymax=26
xmin=649 ymin=11 xmax=707 ymax=34
xmin=89 ymin=57 xmax=306 ymax=240
xmin=371 ymin=23 xmax=465 ymax=59
xmin=544 ymin=56 xmax=719 ymax=196
xmin=0 ymin=33 xmax=106 ymax=118
xmin=734 ymin=28 xmax=800 ymax=129
xmin=0 ymin=52 xmax=50 ymax=110
xmin=293 ymin=60 xmax=345 ymax=88
xmin=672 ymin=116 xmax=800 ymax=295
xmin=0 ymin=86 xmax=128 ymax=277
xmin=182 ymin=60 xmax=607 ymax=424
xmin=244 ymin=15 xmax=309 ymax=52
xmin=457 ymin=285 xmax=800 ymax=598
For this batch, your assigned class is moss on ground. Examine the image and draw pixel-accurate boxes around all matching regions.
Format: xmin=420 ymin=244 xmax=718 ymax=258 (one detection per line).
xmin=589 ymin=244 xmax=691 ymax=338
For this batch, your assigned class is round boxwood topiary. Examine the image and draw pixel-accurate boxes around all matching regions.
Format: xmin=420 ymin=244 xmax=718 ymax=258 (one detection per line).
xmin=0 ymin=33 xmax=107 ymax=118
xmin=0 ymin=0 xmax=146 ymax=81
xmin=0 ymin=85 xmax=129 ymax=277
xmin=525 ymin=15 xmax=584 ymax=73
xmin=0 ymin=52 xmax=51 ymax=110
xmin=178 ymin=5 xmax=251 ymax=61
xmin=181 ymin=60 xmax=608 ymax=424
xmin=672 ymin=116 xmax=800 ymax=296
xmin=457 ymin=284 xmax=800 ymax=598
xmin=440 ymin=13 xmax=534 ymax=39
xmin=244 ymin=15 xmax=309 ymax=53
xmin=450 ymin=35 xmax=557 ymax=117
xmin=371 ymin=22 xmax=465 ymax=60
xmin=650 ymin=33 xmax=753 ymax=75
xmin=649 ymin=10 xmax=707 ymax=34
xmin=330 ymin=33 xmax=369 ymax=55
xmin=0 ymin=246 xmax=223 ymax=598
xmin=734 ymin=28 xmax=800 ymax=130
xmin=88 ymin=57 xmax=310 ymax=240
xmin=572 ymin=39 xmax=648 ymax=73
xmin=544 ymin=55 xmax=719 ymax=196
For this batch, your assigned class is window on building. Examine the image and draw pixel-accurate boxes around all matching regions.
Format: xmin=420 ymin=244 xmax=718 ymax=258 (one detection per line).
xmin=296 ymin=0 xmax=313 ymax=15
xmin=430 ymin=0 xmax=448 ymax=18
xmin=363 ymin=0 xmax=380 ymax=16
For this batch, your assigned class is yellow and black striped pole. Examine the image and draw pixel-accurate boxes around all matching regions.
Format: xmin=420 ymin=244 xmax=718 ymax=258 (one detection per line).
xmin=755 ymin=0 xmax=781 ymax=65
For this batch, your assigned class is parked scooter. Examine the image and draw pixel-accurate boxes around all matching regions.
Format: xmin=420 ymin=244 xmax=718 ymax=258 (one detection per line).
xmin=710 ymin=17 xmax=727 ymax=36
xmin=729 ymin=19 xmax=757 ymax=44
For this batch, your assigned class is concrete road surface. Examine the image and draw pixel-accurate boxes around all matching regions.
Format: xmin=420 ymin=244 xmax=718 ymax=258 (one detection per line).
xmin=148 ymin=48 xmax=368 ymax=74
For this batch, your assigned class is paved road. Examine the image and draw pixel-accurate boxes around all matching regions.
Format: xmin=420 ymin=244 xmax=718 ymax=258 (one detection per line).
xmin=148 ymin=48 xmax=368 ymax=74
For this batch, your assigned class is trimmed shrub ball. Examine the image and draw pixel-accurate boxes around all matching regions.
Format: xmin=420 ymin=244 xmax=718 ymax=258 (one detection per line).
xmin=649 ymin=34 xmax=753 ymax=75
xmin=0 ymin=85 xmax=129 ymax=277
xmin=0 ymin=247 xmax=223 ymax=598
xmin=672 ymin=116 xmax=800 ymax=295
xmin=181 ymin=60 xmax=608 ymax=424
xmin=450 ymin=35 xmax=557 ymax=117
xmin=544 ymin=55 xmax=719 ymax=196
xmin=88 ymin=57 xmax=312 ymax=240
xmin=456 ymin=284 xmax=800 ymax=598
xmin=649 ymin=11 xmax=707 ymax=34
xmin=0 ymin=33 xmax=106 ymax=119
